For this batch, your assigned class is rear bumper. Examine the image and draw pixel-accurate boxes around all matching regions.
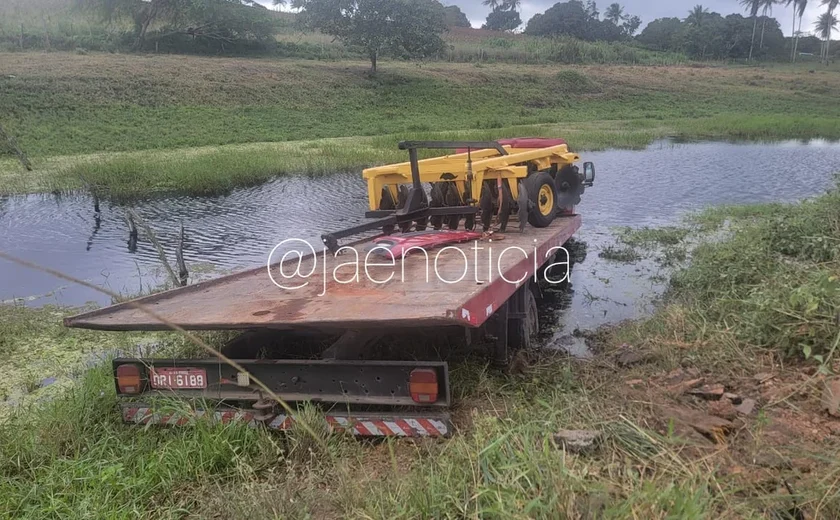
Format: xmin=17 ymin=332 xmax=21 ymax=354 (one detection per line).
xmin=113 ymin=358 xmax=451 ymax=407
xmin=114 ymin=357 xmax=454 ymax=437
xmin=120 ymin=403 xmax=452 ymax=437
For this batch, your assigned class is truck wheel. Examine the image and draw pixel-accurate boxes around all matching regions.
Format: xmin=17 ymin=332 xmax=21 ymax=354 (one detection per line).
xmin=525 ymin=171 xmax=557 ymax=228
xmin=508 ymin=287 xmax=539 ymax=351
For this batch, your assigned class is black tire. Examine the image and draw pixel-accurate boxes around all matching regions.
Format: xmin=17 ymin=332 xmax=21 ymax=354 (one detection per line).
xmin=508 ymin=287 xmax=539 ymax=351
xmin=525 ymin=171 xmax=557 ymax=228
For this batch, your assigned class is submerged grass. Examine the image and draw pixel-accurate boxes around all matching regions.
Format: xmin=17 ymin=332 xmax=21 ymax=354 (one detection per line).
xmin=619 ymin=226 xmax=691 ymax=247
xmin=598 ymin=244 xmax=642 ymax=262
xmin=0 ymin=304 xmax=125 ymax=405
xmin=0 ymin=303 xmax=214 ymax=411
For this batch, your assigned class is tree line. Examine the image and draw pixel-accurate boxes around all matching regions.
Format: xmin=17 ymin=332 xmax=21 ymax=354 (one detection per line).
xmin=524 ymin=1 xmax=642 ymax=40
xmin=636 ymin=1 xmax=837 ymax=63
xmin=24 ymin=0 xmax=837 ymax=66
xmin=75 ymin=0 xmax=279 ymax=53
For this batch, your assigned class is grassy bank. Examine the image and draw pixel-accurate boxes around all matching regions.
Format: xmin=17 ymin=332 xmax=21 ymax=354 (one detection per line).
xmin=6 ymin=115 xmax=839 ymax=198
xmin=1 ymin=52 xmax=839 ymax=197
xmin=3 ymin=184 xmax=840 ymax=517
xmin=275 ymin=26 xmax=690 ymax=66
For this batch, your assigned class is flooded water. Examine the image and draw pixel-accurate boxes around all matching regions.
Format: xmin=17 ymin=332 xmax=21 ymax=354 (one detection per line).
xmin=2 ymin=139 xmax=839 ymax=338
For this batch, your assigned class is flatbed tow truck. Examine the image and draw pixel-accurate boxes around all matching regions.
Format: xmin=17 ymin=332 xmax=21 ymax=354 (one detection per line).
xmin=64 ymin=139 xmax=595 ymax=438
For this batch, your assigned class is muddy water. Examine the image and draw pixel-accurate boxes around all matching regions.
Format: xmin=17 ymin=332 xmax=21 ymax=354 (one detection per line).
xmin=1 ymin=140 xmax=839 ymax=338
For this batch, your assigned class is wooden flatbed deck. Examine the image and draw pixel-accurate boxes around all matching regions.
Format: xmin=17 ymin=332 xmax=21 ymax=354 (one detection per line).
xmin=65 ymin=216 xmax=581 ymax=332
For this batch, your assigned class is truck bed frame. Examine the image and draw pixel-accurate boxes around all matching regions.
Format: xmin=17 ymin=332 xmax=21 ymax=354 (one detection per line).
xmin=66 ymin=215 xmax=581 ymax=437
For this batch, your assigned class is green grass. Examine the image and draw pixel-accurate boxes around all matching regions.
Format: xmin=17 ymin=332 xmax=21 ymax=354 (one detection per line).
xmin=0 ymin=117 xmax=790 ymax=197
xmin=0 ymin=365 xmax=288 ymax=518
xmin=598 ymin=244 xmax=642 ymax=262
xmin=1 ymin=53 xmax=839 ymax=197
xmin=2 ymin=309 xmax=837 ymax=517
xmin=0 ymin=354 xmax=711 ymax=519
xmin=3 ymin=56 xmax=837 ymax=159
xmin=0 ymin=0 xmax=124 ymax=53
xmin=618 ymin=226 xmax=691 ymax=247
xmin=674 ymin=191 xmax=840 ymax=360
xmin=441 ymin=28 xmax=689 ymax=66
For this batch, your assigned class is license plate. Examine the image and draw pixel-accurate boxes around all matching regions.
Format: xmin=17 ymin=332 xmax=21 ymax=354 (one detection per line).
xmin=150 ymin=368 xmax=207 ymax=390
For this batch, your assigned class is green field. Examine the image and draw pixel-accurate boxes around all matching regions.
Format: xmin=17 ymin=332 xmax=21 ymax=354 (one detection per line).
xmin=2 ymin=52 xmax=839 ymax=197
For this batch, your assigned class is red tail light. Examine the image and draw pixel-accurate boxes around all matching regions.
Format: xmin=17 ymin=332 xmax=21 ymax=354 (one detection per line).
xmin=116 ymin=364 xmax=142 ymax=394
xmin=409 ymin=368 xmax=438 ymax=404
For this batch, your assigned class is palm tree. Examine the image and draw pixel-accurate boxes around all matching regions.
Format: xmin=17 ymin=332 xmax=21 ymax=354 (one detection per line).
xmin=823 ymin=0 xmax=839 ymax=62
xmin=815 ymin=10 xmax=838 ymax=63
xmin=605 ymin=3 xmax=625 ymax=25
xmin=483 ymin=0 xmax=501 ymax=9
xmin=503 ymin=0 xmax=522 ymax=10
xmin=686 ymin=4 xmax=710 ymax=26
xmin=740 ymin=0 xmax=762 ymax=60
xmin=785 ymin=0 xmax=797 ymax=60
xmin=759 ymin=0 xmax=776 ymax=50
xmin=792 ymin=0 xmax=808 ymax=62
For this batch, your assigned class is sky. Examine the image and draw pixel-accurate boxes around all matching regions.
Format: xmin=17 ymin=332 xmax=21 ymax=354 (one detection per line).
xmin=257 ymin=0 xmax=828 ymax=38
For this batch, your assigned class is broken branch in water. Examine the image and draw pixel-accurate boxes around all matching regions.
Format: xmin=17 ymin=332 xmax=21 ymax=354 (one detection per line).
xmin=125 ymin=211 xmax=138 ymax=253
xmin=126 ymin=209 xmax=182 ymax=288
xmin=176 ymin=223 xmax=188 ymax=287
